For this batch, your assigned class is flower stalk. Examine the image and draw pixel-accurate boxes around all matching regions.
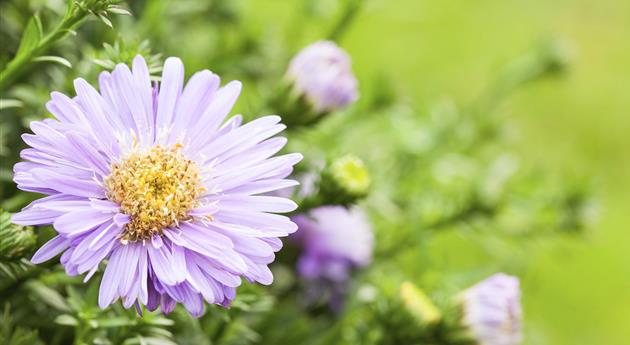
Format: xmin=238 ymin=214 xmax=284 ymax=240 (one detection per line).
xmin=0 ymin=8 xmax=86 ymax=91
xmin=0 ymin=1 xmax=126 ymax=92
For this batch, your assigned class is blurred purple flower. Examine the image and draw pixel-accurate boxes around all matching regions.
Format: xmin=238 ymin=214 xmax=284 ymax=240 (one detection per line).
xmin=12 ymin=55 xmax=302 ymax=317
xmin=287 ymin=40 xmax=359 ymax=113
xmin=460 ymin=273 xmax=523 ymax=345
xmin=292 ymin=206 xmax=373 ymax=282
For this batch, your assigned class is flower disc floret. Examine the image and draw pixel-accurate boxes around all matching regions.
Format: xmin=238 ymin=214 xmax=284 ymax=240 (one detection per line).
xmin=104 ymin=144 xmax=203 ymax=243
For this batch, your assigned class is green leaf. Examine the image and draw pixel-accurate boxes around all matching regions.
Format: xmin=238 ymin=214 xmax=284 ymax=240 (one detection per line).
xmin=0 ymin=259 xmax=34 ymax=284
xmin=65 ymin=286 xmax=83 ymax=312
xmin=0 ymin=98 xmax=24 ymax=110
xmin=123 ymin=336 xmax=178 ymax=345
xmin=33 ymin=56 xmax=72 ymax=68
xmin=1 ymin=304 xmax=44 ymax=345
xmin=98 ymin=14 xmax=113 ymax=28
xmin=26 ymin=281 xmax=71 ymax=312
xmin=33 ymin=14 xmax=44 ymax=38
xmin=54 ymin=314 xmax=78 ymax=327
xmin=146 ymin=317 xmax=174 ymax=327
xmin=62 ymin=28 xmax=77 ymax=36
xmin=145 ymin=327 xmax=173 ymax=338
xmin=15 ymin=15 xmax=43 ymax=59
xmin=94 ymin=316 xmax=136 ymax=328
xmin=93 ymin=58 xmax=116 ymax=69
xmin=107 ymin=5 xmax=132 ymax=16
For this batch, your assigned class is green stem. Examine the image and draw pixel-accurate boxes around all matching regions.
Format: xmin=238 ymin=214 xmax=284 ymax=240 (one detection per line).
xmin=375 ymin=201 xmax=497 ymax=259
xmin=211 ymin=319 xmax=229 ymax=344
xmin=327 ymin=0 xmax=365 ymax=42
xmin=472 ymin=40 xmax=570 ymax=115
xmin=73 ymin=321 xmax=89 ymax=345
xmin=0 ymin=6 xmax=89 ymax=92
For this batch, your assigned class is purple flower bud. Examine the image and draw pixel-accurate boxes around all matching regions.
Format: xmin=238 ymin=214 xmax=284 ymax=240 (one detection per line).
xmin=287 ymin=41 xmax=359 ymax=113
xmin=292 ymin=206 xmax=373 ymax=282
xmin=460 ymin=273 xmax=523 ymax=345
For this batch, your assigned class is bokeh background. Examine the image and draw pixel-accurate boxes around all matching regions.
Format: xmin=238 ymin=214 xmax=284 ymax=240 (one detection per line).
xmin=251 ymin=1 xmax=630 ymax=343
xmin=1 ymin=0 xmax=628 ymax=344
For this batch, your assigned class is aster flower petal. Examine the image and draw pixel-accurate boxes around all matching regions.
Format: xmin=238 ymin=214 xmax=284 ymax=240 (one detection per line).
xmin=131 ymin=55 xmax=155 ymax=136
xmin=170 ymin=70 xmax=220 ymax=141
xmin=12 ymin=194 xmax=90 ymax=224
xmin=73 ymin=79 xmax=120 ymax=153
xmin=147 ymin=241 xmax=179 ymax=286
xmin=213 ymin=136 xmax=288 ymax=169
xmin=31 ymin=235 xmax=71 ymax=264
xmin=187 ymin=81 xmax=242 ymax=150
xmin=193 ymin=255 xmax=242 ymax=288
xmin=11 ymin=208 xmax=61 ymax=225
xmin=171 ymin=244 xmax=187 ymax=283
xmin=76 ymin=237 xmax=115 ymax=275
xmin=47 ymin=92 xmax=89 ymax=127
xmin=208 ymin=131 xmax=289 ymax=172
xmin=53 ymin=209 xmax=115 ymax=236
xmin=160 ymin=294 xmax=176 ymax=314
xmin=231 ymin=237 xmax=275 ymax=263
xmin=65 ymin=132 xmax=110 ymax=176
xmin=261 ymin=237 xmax=284 ymax=251
xmin=225 ymin=178 xmax=299 ymax=195
xmin=214 ymin=211 xmax=298 ymax=236
xmin=98 ymin=244 xmax=125 ymax=308
xmin=200 ymin=115 xmax=283 ymax=158
xmin=214 ymin=195 xmax=298 ymax=213
xmin=210 ymin=153 xmax=302 ymax=191
xmin=156 ymin=57 xmax=184 ymax=131
xmin=21 ymin=132 xmax=75 ymax=161
xmin=118 ymin=244 xmax=145 ymax=300
xmin=137 ymin=249 xmax=149 ymax=304
xmin=166 ymin=224 xmax=247 ymax=274
xmin=70 ymin=221 xmax=119 ymax=261
xmin=185 ymin=257 xmax=220 ymax=303
xmin=109 ymin=64 xmax=150 ymax=142
xmin=216 ymin=114 xmax=243 ymax=135
xmin=31 ymin=169 xmax=104 ymax=198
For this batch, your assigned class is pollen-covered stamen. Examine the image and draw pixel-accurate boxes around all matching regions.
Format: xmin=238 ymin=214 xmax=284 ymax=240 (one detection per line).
xmin=104 ymin=144 xmax=204 ymax=243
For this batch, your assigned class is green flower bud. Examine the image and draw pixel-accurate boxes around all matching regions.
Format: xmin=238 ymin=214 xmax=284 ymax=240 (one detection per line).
xmin=320 ymin=155 xmax=371 ymax=205
xmin=400 ymin=281 xmax=442 ymax=325
xmin=0 ymin=210 xmax=36 ymax=260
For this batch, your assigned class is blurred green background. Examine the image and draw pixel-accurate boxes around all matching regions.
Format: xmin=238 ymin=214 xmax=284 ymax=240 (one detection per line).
xmin=250 ymin=0 xmax=630 ymax=344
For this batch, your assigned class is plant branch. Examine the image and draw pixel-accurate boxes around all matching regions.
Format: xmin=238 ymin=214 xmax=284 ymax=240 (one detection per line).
xmin=0 ymin=5 xmax=90 ymax=91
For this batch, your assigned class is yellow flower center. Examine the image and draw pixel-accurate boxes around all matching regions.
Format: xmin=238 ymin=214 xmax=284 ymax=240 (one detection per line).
xmin=104 ymin=144 xmax=204 ymax=243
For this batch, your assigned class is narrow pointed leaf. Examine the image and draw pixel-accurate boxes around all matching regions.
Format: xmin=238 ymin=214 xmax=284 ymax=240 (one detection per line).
xmin=33 ymin=56 xmax=72 ymax=68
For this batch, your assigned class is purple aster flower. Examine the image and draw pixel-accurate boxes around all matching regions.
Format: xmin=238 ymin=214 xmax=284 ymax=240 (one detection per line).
xmin=292 ymin=206 xmax=372 ymax=282
xmin=291 ymin=206 xmax=372 ymax=311
xmin=287 ymin=40 xmax=359 ymax=113
xmin=460 ymin=273 xmax=523 ymax=345
xmin=11 ymin=55 xmax=302 ymax=317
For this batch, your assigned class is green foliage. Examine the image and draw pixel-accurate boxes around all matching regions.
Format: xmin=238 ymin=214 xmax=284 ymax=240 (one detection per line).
xmin=0 ymin=0 xmax=131 ymax=90
xmin=1 ymin=304 xmax=45 ymax=345
xmin=0 ymin=210 xmax=36 ymax=260
xmin=93 ymin=39 xmax=162 ymax=75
